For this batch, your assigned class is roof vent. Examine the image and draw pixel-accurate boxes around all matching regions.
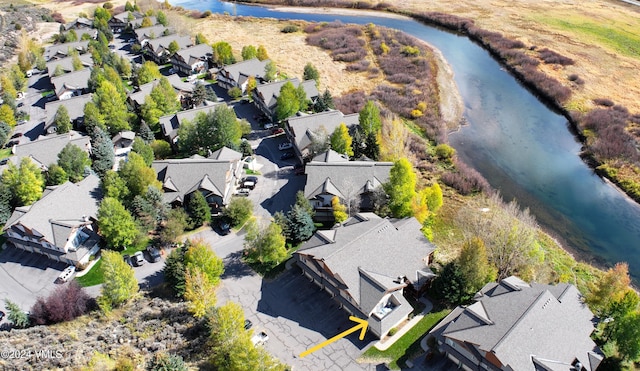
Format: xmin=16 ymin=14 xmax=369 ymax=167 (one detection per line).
xmin=394 ymin=276 xmax=404 ymax=284
xmin=81 ymin=215 xmax=89 ymax=222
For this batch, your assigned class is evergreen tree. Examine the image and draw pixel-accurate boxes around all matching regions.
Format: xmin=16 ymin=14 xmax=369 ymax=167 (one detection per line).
xmin=286 ymin=204 xmax=315 ymax=243
xmin=98 ymin=250 xmax=138 ymax=313
xmin=188 ymin=191 xmax=211 ymax=227
xmin=4 ymin=299 xmax=29 ymax=328
xmin=431 ymin=262 xmax=467 ymax=304
xmin=160 ymin=208 xmax=189 ymax=245
xmin=138 ymin=120 xmax=155 ymax=143
xmin=164 ymin=245 xmax=187 ymax=296
xmin=303 ymin=63 xmax=320 ymax=85
xmin=53 ymin=105 xmax=71 ymax=134
xmin=314 ymin=89 xmax=335 ymax=112
xmin=57 ymin=144 xmax=91 ymax=183
xmin=190 ymin=81 xmax=207 ymax=108
xmin=241 ymin=45 xmax=257 ymax=61
xmin=132 ymin=185 xmax=168 ymax=231
xmin=90 ymin=127 xmax=115 ymax=176
xmin=97 ymin=197 xmax=138 ymax=249
xmin=363 ymin=131 xmax=380 ymax=160
xmin=330 ymin=123 xmax=354 ymax=157
xmin=0 ymin=122 xmax=10 ymax=147
xmin=0 ymin=181 xmax=13 ymax=225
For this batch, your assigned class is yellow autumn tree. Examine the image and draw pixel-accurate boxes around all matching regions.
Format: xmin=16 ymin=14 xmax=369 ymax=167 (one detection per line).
xmin=332 ymin=196 xmax=348 ymax=223
xmin=184 ymin=266 xmax=217 ymax=318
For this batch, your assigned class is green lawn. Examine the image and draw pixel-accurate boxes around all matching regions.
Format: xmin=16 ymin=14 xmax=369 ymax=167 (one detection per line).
xmin=0 ymin=148 xmax=12 ymax=160
xmin=76 ymin=258 xmax=103 ymax=287
xmin=362 ymin=309 xmax=451 ymax=369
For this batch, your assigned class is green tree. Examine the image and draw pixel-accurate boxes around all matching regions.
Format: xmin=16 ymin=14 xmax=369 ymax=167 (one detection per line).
xmin=256 ymin=45 xmax=269 ymax=61
xmin=195 ymin=33 xmax=208 ymax=45
xmin=612 ymin=311 xmax=640 ymax=362
xmin=0 ymin=122 xmax=9 ymax=148
xmin=118 ymin=152 xmax=160 ymax=199
xmin=314 ymin=88 xmax=335 ymax=112
xmin=156 ymin=10 xmax=168 ymax=26
xmin=90 ymin=127 xmax=115 ymax=176
xmin=0 ymin=181 xmax=12 ymax=225
xmin=132 ymin=186 xmax=168 ymax=231
xmin=164 ymin=246 xmax=187 ymax=296
xmin=385 ymin=158 xmax=417 ymax=218
xmin=57 ymin=143 xmax=90 ymax=182
xmin=2 ymin=157 xmax=44 ymax=206
xmin=132 ymin=137 xmax=154 ymax=166
xmin=330 ymin=123 xmax=354 ymax=157
xmin=53 ymin=105 xmax=71 ymax=134
xmin=102 ymin=170 xmax=129 ymax=201
xmin=9 ymin=65 xmax=26 ymax=91
xmin=84 ymin=101 xmax=106 ymax=131
xmin=4 ymin=299 xmax=29 ymax=328
xmin=136 ymin=61 xmax=162 ymax=86
xmin=53 ymin=65 xmax=65 ymax=77
xmin=160 ymin=208 xmax=189 ymax=245
xmin=178 ymin=106 xmax=242 ymax=156
xmin=275 ymin=81 xmax=300 ymax=121
xmin=435 ymin=143 xmax=456 ymax=162
xmin=332 ymin=196 xmax=348 ymax=223
xmin=138 ymin=120 xmax=155 ymax=143
xmin=208 ymin=301 xmax=249 ymax=370
xmin=264 ymin=60 xmax=276 ymax=82
xmin=359 ymin=100 xmax=382 ymax=136
xmin=103 ymin=66 xmax=128 ymax=101
xmin=212 ymin=41 xmax=236 ymax=65
xmin=241 ymin=45 xmax=257 ymax=60
xmin=168 ymin=40 xmax=180 ymax=55
xmin=191 ymin=81 xmax=208 ymax=108
xmin=228 ymin=86 xmax=242 ymax=99
xmin=286 ymin=204 xmax=315 ymax=243
xmin=188 ymin=191 xmax=211 ymax=227
xmin=151 ymin=139 xmax=172 ymax=159
xmin=244 ymin=220 xmax=287 ymax=267
xmin=303 ymin=62 xmax=320 ymax=85
xmin=363 ymin=132 xmax=380 ymax=160
xmin=224 ymin=197 xmax=253 ymax=227
xmin=141 ymin=95 xmax=163 ymax=130
xmin=124 ymin=1 xmax=134 ymax=11
xmin=45 ymin=164 xmax=68 ymax=186
xmin=0 ymin=105 xmax=16 ymax=127
xmin=141 ymin=16 xmax=153 ymax=28
xmin=97 ymin=197 xmax=138 ymax=248
xmin=98 ymin=250 xmax=139 ymax=313
xmin=71 ymin=53 xmax=84 ymax=71
xmin=431 ymin=262 xmax=467 ymax=304
xmin=184 ymin=239 xmax=224 ymax=285
xmin=185 ymin=266 xmax=217 ymax=318
xmin=458 ymin=237 xmax=497 ymax=295
xmin=148 ymin=353 xmax=188 ymax=371
xmin=93 ymin=80 xmax=130 ymax=135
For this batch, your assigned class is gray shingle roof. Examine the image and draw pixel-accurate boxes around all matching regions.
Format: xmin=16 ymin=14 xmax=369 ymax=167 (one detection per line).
xmin=254 ymin=78 xmax=318 ymax=113
xmin=158 ymin=102 xmax=224 ymax=141
xmin=312 ymin=149 xmax=350 ymax=162
xmin=135 ymin=25 xmax=169 ymax=43
xmin=127 ymin=80 xmax=159 ymax=106
xmin=146 ymin=34 xmax=191 ymax=54
xmin=62 ymin=17 xmax=92 ymax=31
xmin=287 ymin=110 xmax=359 ymax=152
xmin=152 ymin=155 xmax=238 ymax=205
xmin=43 ymin=41 xmax=90 ymax=61
xmin=50 ymin=68 xmax=91 ymax=98
xmin=209 ymin=146 xmax=242 ymax=161
xmin=218 ymin=58 xmax=270 ymax=84
xmin=3 ymin=174 xmax=102 ymax=248
xmin=166 ymin=74 xmax=195 ymax=93
xmin=45 ymin=94 xmax=93 ymax=126
xmin=304 ymin=161 xmax=393 ymax=200
xmin=296 ymin=213 xmax=435 ymax=309
xmin=129 ymin=16 xmax=157 ymax=29
xmin=113 ymin=11 xmax=144 ymax=22
xmin=46 ymin=54 xmax=93 ymax=78
xmin=436 ymin=278 xmax=603 ymax=371
xmin=173 ymin=43 xmax=212 ymax=64
xmin=12 ymin=131 xmax=91 ymax=170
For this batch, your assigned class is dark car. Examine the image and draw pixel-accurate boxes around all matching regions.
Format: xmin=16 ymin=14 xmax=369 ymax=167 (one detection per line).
xmin=218 ymin=219 xmax=231 ymax=235
xmin=4 ymin=140 xmax=18 ymax=148
xmin=123 ymin=254 xmax=133 ymax=267
xmin=11 ymin=132 xmax=23 ymax=139
xmin=245 ymin=176 xmax=258 ymax=184
xmin=271 ymin=128 xmax=284 ymax=135
xmin=294 ymin=163 xmax=305 ymax=175
xmin=0 ymin=310 xmax=4 ymax=321
xmin=146 ymin=246 xmax=161 ymax=263
xmin=244 ymin=319 xmax=253 ymax=330
xmin=280 ymin=152 xmax=294 ymax=160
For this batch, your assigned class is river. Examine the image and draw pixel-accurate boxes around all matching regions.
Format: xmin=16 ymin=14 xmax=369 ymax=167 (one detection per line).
xmin=170 ymin=0 xmax=640 ymax=281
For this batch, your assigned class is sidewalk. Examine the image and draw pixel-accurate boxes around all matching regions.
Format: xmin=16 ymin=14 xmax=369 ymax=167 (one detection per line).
xmin=373 ymin=297 xmax=433 ymax=351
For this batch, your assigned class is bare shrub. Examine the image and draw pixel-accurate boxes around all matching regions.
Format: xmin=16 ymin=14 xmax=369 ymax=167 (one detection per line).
xmin=29 ymin=281 xmax=93 ymax=325
xmin=345 ymin=60 xmax=370 ymax=72
xmin=538 ymin=48 xmax=575 ymax=65
xmin=593 ymin=98 xmax=615 ymax=107
xmin=51 ymin=11 xmax=65 ymax=23
xmin=306 ymin=23 xmax=367 ymax=63
xmin=189 ymin=10 xmax=203 ymax=19
xmin=335 ymin=90 xmax=367 ymax=114
xmin=441 ymin=159 xmax=490 ymax=195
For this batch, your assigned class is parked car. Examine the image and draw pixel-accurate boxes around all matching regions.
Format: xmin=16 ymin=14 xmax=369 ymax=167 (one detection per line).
xmin=123 ymin=254 xmax=133 ymax=267
xmin=132 ymin=251 xmax=145 ymax=266
xmin=245 ymin=176 xmax=258 ymax=184
xmin=244 ymin=319 xmax=253 ymax=330
xmin=11 ymin=132 xmax=23 ymax=139
xmin=242 ymin=180 xmax=256 ymax=190
xmin=278 ymin=142 xmax=293 ymax=151
xmin=0 ymin=158 xmax=8 ymax=166
xmin=5 ymin=140 xmax=19 ymax=148
xmin=218 ymin=219 xmax=231 ymax=235
xmin=263 ymin=122 xmax=275 ymax=130
xmin=16 ymin=120 xmax=27 ymax=125
xmin=57 ymin=265 xmax=76 ymax=283
xmin=271 ymin=128 xmax=284 ymax=136
xmin=235 ymin=188 xmax=250 ymax=197
xmin=280 ymin=152 xmax=294 ymax=160
xmin=146 ymin=246 xmax=161 ymax=263
xmin=251 ymin=331 xmax=269 ymax=345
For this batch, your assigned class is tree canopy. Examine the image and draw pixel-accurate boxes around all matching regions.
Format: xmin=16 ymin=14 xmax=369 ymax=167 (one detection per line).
xmin=385 ymin=158 xmax=417 ymax=218
xmin=97 ymin=197 xmax=138 ymax=249
xmin=118 ymin=152 xmax=160 ymax=200
xmin=136 ymin=61 xmax=161 ymax=86
xmin=303 ymin=62 xmax=320 ymax=85
xmin=90 ymin=126 xmax=115 ymax=176
xmin=244 ymin=220 xmax=287 ymax=267
xmin=93 ymin=80 xmax=130 ymax=135
xmin=57 ymin=143 xmax=90 ymax=183
xmin=177 ymin=106 xmax=242 ymax=156
xmin=358 ymin=100 xmax=382 ymax=136
xmin=98 ymin=250 xmax=138 ymax=312
xmin=241 ymin=45 xmax=257 ymax=60
xmin=330 ymin=123 xmax=354 ymax=157
xmin=2 ymin=157 xmax=44 ymax=206
xmin=188 ymin=191 xmax=211 ymax=227
xmin=256 ymin=45 xmax=269 ymax=61
xmin=53 ymin=105 xmax=71 ymax=134
xmin=212 ymin=41 xmax=236 ymax=65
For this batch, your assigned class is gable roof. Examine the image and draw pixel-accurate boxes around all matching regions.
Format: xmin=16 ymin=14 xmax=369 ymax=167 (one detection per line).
xmin=254 ymin=78 xmax=318 ymax=112
xmin=296 ymin=213 xmax=435 ymax=309
xmin=304 ymin=161 xmax=393 ymax=200
xmin=146 ymin=34 xmax=191 ymax=54
xmin=45 ymin=94 xmax=93 ymax=125
xmin=3 ymin=174 xmax=102 ymax=248
xmin=46 ymin=54 xmax=93 ymax=78
xmin=127 ymin=80 xmax=159 ymax=106
xmin=152 ymin=155 xmax=238 ymax=205
xmin=209 ymin=146 xmax=242 ymax=161
xmin=112 ymin=11 xmax=145 ymax=22
xmin=219 ymin=58 xmax=270 ymax=84
xmin=312 ymin=149 xmax=350 ymax=163
xmin=50 ymin=68 xmax=92 ymax=98
xmin=159 ymin=102 xmax=224 ymax=141
xmin=129 ymin=16 xmax=157 ymax=29
xmin=11 ymin=131 xmax=91 ymax=170
xmin=436 ymin=278 xmax=603 ymax=371
xmin=287 ymin=110 xmax=359 ymax=151
xmin=62 ymin=17 xmax=93 ymax=31
xmin=43 ymin=40 xmax=90 ymax=61
xmin=173 ymin=44 xmax=212 ymax=65
xmin=135 ymin=25 xmax=170 ymax=43
xmin=165 ymin=73 xmax=196 ymax=93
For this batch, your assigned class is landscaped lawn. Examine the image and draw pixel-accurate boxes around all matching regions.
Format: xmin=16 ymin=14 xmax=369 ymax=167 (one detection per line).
xmin=362 ymin=308 xmax=451 ymax=369
xmin=76 ymin=258 xmax=103 ymax=287
xmin=0 ymin=148 xmax=12 ymax=159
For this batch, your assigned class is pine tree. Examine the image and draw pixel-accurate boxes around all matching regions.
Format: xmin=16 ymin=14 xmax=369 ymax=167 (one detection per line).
xmin=286 ymin=204 xmax=315 ymax=243
xmin=138 ymin=120 xmax=155 ymax=143
xmin=53 ymin=105 xmax=71 ymax=134
xmin=90 ymin=127 xmax=114 ymax=176
xmin=188 ymin=191 xmax=211 ymax=227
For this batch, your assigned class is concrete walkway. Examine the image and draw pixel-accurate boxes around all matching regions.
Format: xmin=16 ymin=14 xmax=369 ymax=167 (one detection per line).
xmin=373 ymin=297 xmax=433 ymax=351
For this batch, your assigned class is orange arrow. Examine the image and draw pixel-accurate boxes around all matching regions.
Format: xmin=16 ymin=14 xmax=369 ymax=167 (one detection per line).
xmin=299 ymin=316 xmax=368 ymax=358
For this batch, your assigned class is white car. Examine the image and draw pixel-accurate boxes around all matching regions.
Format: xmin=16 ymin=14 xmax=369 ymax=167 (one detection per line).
xmin=263 ymin=123 xmax=274 ymax=130
xmin=251 ymin=331 xmax=269 ymax=345
xmin=278 ymin=142 xmax=293 ymax=151
xmin=57 ymin=265 xmax=76 ymax=283
xmin=132 ymin=251 xmax=145 ymax=266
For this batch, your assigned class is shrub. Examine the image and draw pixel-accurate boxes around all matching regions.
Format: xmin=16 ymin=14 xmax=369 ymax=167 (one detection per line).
xmin=441 ymin=159 xmax=490 ymax=195
xmin=335 ymin=90 xmax=367 ymax=114
xmin=568 ymin=74 xmax=585 ymax=85
xmin=30 ymin=281 xmax=93 ymax=325
xmin=224 ymin=197 xmax=253 ymax=227
xmin=51 ymin=11 xmax=65 ymax=23
xmin=388 ymin=327 xmax=398 ymax=336
xmin=593 ymin=98 xmax=615 ymax=107
xmin=228 ymin=87 xmax=242 ymax=99
xmin=190 ymin=10 xmax=203 ymax=19
xmin=14 ymin=23 xmax=22 ymax=30
xmin=281 ymin=25 xmax=299 ymax=33
xmin=538 ymin=48 xmax=574 ymax=65
xmin=201 ymin=10 xmax=212 ymax=18
xmin=435 ymin=143 xmax=456 ymax=161
xmin=345 ymin=60 xmax=370 ymax=72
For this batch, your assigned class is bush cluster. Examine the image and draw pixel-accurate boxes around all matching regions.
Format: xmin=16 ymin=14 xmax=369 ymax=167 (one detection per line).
xmin=306 ymin=22 xmax=367 ymax=62
xmin=441 ymin=159 xmax=490 ymax=195
xmin=334 ymin=90 xmax=367 ymax=114
xmin=580 ymin=106 xmax=638 ymax=162
xmin=538 ymin=48 xmax=574 ymax=65
xmin=30 ymin=281 xmax=94 ymax=325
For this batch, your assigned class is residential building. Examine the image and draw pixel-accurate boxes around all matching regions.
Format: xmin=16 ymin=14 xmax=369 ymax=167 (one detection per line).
xmin=126 ymin=80 xmax=158 ymax=110
xmin=252 ymin=78 xmax=318 ymax=120
xmin=158 ymin=102 xmax=224 ymax=144
xmin=61 ymin=17 xmax=93 ymax=31
xmin=11 ymin=131 xmax=91 ymax=170
xmin=43 ymin=40 xmax=90 ymax=61
xmin=217 ymin=58 xmax=270 ymax=93
xmin=129 ymin=16 xmax=157 ymax=29
xmin=3 ymin=174 xmax=103 ymax=266
xmin=429 ymin=276 xmax=604 ymax=371
xmin=294 ymin=213 xmax=436 ymax=338
xmin=109 ymin=11 xmax=144 ymax=33
xmin=134 ymin=25 xmax=170 ymax=45
xmin=50 ymin=68 xmax=91 ymax=100
xmin=152 ymin=148 xmax=243 ymax=214
xmin=285 ymin=110 xmax=359 ymax=160
xmin=46 ymin=54 xmax=93 ymax=78
xmin=112 ymin=131 xmax=136 ymax=169
xmin=304 ymin=150 xmax=393 ymax=221
xmin=170 ymin=44 xmax=212 ymax=75
xmin=44 ymin=94 xmax=93 ymax=134
xmin=142 ymin=34 xmax=192 ymax=64
xmin=64 ymin=28 xmax=97 ymax=41
xmin=166 ymin=73 xmax=196 ymax=102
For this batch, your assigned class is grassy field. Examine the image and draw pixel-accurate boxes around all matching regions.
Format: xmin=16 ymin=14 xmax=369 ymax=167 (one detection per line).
xmin=75 ymin=258 xmax=103 ymax=287
xmin=362 ymin=309 xmax=450 ymax=369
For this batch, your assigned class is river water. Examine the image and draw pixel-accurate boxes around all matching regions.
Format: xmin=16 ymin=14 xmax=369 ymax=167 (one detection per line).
xmin=171 ymin=0 xmax=640 ymax=280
